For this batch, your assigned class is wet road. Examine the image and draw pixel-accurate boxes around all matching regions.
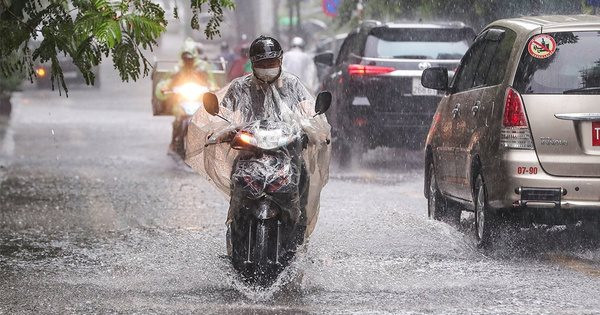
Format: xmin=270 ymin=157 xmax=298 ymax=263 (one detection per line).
xmin=1 ymin=65 xmax=600 ymax=314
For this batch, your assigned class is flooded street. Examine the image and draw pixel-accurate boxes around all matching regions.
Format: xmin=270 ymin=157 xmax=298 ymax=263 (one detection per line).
xmin=1 ymin=65 xmax=600 ymax=314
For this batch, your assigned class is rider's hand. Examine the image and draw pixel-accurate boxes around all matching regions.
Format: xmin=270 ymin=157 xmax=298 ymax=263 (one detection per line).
xmin=207 ymin=126 xmax=239 ymax=144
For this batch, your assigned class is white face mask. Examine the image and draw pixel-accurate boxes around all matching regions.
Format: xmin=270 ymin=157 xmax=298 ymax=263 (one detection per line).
xmin=254 ymin=67 xmax=280 ymax=82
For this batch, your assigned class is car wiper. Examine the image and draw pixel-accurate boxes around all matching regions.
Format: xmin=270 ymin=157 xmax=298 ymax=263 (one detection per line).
xmin=562 ymin=87 xmax=600 ymax=94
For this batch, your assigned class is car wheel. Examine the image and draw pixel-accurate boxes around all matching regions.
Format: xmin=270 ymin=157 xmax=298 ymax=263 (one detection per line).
xmin=428 ymin=164 xmax=447 ymax=221
xmin=336 ymin=136 xmax=367 ymax=169
xmin=428 ymin=164 xmax=461 ymax=224
xmin=335 ymin=139 xmax=352 ymax=168
xmin=0 ymin=96 xmax=12 ymax=116
xmin=474 ymin=175 xmax=497 ymax=248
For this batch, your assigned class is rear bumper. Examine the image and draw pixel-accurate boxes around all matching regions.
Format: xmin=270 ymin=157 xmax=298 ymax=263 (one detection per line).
xmin=486 ymin=149 xmax=600 ymax=221
xmin=342 ymin=93 xmax=440 ymax=148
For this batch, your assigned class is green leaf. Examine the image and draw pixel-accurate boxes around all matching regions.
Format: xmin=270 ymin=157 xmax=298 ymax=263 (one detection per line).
xmin=1 ymin=0 xmax=235 ymax=95
xmin=93 ymin=0 xmax=109 ymax=11
xmin=94 ymin=19 xmax=121 ymax=48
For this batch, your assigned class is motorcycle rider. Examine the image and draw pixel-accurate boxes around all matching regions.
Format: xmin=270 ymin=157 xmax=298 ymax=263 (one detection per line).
xmin=219 ymin=41 xmax=236 ymax=73
xmin=282 ymin=36 xmax=318 ymax=93
xmin=188 ymin=35 xmax=331 ymax=244
xmin=221 ymin=36 xmax=312 ymax=112
xmin=156 ymin=50 xmax=210 ymax=156
xmin=227 ymin=43 xmax=252 ymax=81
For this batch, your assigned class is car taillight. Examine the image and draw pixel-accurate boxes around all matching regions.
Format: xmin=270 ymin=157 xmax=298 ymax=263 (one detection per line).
xmin=353 ymin=116 xmax=368 ymax=127
xmin=500 ymin=87 xmax=533 ymax=150
xmin=348 ymin=64 xmax=395 ymax=76
xmin=503 ymin=88 xmax=527 ymax=127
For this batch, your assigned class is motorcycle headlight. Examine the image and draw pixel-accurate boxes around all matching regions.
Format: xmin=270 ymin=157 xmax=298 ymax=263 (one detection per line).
xmin=231 ymin=132 xmax=257 ymax=149
xmin=174 ymin=83 xmax=208 ymax=101
xmin=181 ymin=102 xmax=201 ymax=115
xmin=254 ymin=129 xmax=293 ymax=150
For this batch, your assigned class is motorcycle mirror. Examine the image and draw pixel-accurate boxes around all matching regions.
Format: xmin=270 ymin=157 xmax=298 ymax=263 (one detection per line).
xmin=314 ymin=91 xmax=332 ymax=116
xmin=203 ymin=92 xmax=219 ymax=116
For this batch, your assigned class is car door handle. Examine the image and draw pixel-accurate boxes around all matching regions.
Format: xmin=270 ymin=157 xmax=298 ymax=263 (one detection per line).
xmin=471 ymin=101 xmax=480 ymax=116
xmin=452 ymin=104 xmax=461 ymax=119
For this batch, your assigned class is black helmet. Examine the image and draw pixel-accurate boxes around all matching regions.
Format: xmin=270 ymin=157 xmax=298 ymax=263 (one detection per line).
xmin=249 ymin=35 xmax=283 ymax=63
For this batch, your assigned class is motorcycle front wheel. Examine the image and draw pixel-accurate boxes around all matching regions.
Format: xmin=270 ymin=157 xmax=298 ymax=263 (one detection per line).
xmin=231 ymin=217 xmax=281 ymax=287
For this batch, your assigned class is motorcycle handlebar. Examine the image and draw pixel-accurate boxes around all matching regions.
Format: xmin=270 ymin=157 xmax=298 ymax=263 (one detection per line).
xmin=204 ymin=129 xmax=330 ymax=148
xmin=205 ymin=128 xmax=239 ymax=147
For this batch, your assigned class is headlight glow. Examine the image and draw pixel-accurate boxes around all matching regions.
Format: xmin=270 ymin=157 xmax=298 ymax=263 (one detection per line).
xmin=181 ymin=102 xmax=201 ymax=115
xmin=174 ymin=83 xmax=208 ymax=101
xmin=36 ymin=67 xmax=47 ymax=78
xmin=239 ymin=133 xmax=255 ymax=145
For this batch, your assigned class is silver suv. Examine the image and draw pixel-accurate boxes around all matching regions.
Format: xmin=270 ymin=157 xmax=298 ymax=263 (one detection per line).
xmin=421 ymin=15 xmax=600 ymax=247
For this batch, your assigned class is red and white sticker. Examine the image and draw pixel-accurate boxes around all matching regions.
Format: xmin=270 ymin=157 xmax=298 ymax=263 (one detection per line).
xmin=528 ymin=34 xmax=557 ymax=59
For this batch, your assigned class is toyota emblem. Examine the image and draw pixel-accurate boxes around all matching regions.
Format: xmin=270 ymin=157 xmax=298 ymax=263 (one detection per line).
xmin=418 ymin=62 xmax=432 ymax=70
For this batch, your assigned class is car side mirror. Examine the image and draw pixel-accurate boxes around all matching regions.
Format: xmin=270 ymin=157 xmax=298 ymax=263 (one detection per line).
xmin=314 ymin=52 xmax=334 ymax=67
xmin=421 ymin=67 xmax=449 ymax=91
xmin=203 ymin=92 xmax=219 ymax=116
xmin=315 ymin=91 xmax=332 ymax=116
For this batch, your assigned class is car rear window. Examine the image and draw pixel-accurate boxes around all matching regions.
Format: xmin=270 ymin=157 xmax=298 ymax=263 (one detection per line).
xmin=364 ymin=28 xmax=472 ymax=60
xmin=514 ymin=31 xmax=600 ymax=94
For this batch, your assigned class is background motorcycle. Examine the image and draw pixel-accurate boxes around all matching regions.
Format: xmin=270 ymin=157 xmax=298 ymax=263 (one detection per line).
xmin=163 ymin=82 xmax=209 ymax=158
xmin=150 ymin=58 xmax=227 ymax=159
xmin=203 ymin=91 xmax=331 ymax=286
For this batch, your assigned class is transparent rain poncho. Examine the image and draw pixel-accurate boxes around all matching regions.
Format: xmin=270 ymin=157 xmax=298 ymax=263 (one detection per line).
xmin=185 ymin=72 xmax=331 ymax=237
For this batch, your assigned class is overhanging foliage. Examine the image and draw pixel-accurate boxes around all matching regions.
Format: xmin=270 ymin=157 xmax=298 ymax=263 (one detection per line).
xmin=0 ymin=0 xmax=234 ymax=94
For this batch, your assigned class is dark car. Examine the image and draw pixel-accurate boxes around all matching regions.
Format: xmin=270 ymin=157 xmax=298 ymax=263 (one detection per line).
xmin=30 ymin=38 xmax=100 ymax=89
xmin=314 ymin=20 xmax=475 ymax=165
xmin=313 ymin=33 xmax=347 ymax=82
xmin=33 ymin=58 xmax=100 ymax=89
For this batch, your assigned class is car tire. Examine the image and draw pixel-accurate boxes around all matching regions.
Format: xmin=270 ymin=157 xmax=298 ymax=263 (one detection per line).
xmin=428 ymin=164 xmax=451 ymax=221
xmin=474 ymin=174 xmax=498 ymax=248
xmin=335 ymin=139 xmax=352 ymax=168
xmin=428 ymin=164 xmax=461 ymax=225
xmin=335 ymin=137 xmax=366 ymax=169
xmin=0 ymin=96 xmax=12 ymax=116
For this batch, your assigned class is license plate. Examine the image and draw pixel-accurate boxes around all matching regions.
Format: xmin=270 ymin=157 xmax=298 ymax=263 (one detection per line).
xmin=63 ymin=72 xmax=78 ymax=79
xmin=593 ymin=121 xmax=600 ymax=146
xmin=412 ymin=77 xmax=437 ymax=96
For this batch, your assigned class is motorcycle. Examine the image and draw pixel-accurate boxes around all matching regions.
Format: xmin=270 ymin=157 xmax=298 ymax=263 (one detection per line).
xmin=163 ymin=82 xmax=210 ymax=159
xmin=202 ymin=91 xmax=332 ymax=286
xmin=151 ymin=58 xmax=228 ymax=159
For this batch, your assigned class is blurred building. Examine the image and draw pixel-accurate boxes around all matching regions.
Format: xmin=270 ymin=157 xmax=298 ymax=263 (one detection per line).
xmin=234 ymin=0 xmax=278 ymax=39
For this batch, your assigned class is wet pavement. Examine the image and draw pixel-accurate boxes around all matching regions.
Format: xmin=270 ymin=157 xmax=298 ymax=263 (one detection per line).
xmin=1 ymin=64 xmax=600 ymax=314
